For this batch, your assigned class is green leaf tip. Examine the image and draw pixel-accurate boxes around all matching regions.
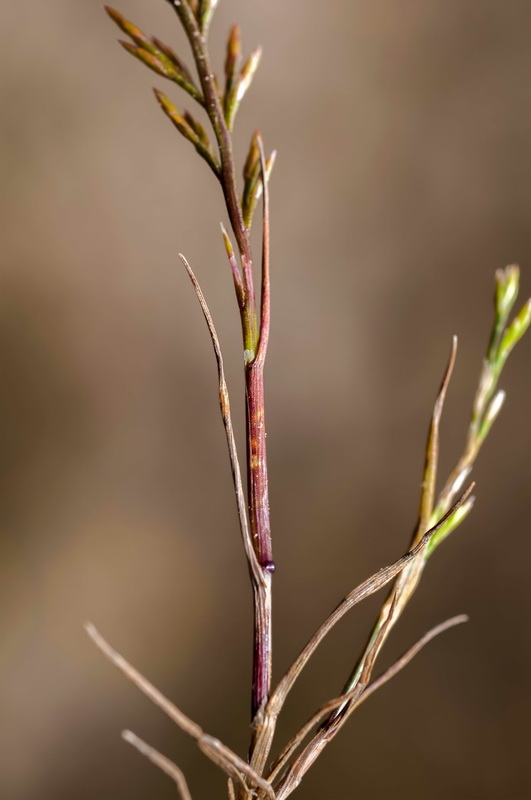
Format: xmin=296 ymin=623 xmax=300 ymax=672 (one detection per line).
xmin=426 ymin=494 xmax=475 ymax=555
xmin=183 ymin=111 xmax=210 ymax=147
xmin=220 ymin=223 xmax=244 ymax=307
xmin=198 ymin=0 xmax=220 ymax=33
xmin=220 ymin=222 xmax=234 ymax=259
xmin=237 ymin=47 xmax=263 ymax=103
xmin=243 ymin=131 xmax=261 ymax=181
xmin=225 ymin=25 xmax=242 ymax=77
xmin=153 ymin=89 xmax=220 ymax=176
xmin=242 ymin=143 xmax=277 ymax=230
xmin=154 ymin=88 xmax=188 ymax=129
xmin=105 ymin=6 xmax=156 ymax=53
xmin=478 ymin=389 xmax=506 ymax=445
xmin=224 ymin=41 xmax=262 ymax=130
xmin=224 ymin=25 xmax=242 ymax=122
xmin=119 ymin=41 xmax=182 ymax=81
xmin=154 ymin=89 xmax=199 ymax=143
xmin=498 ymin=297 xmax=531 ymax=363
xmin=107 ymin=6 xmax=203 ymax=105
xmin=482 ymin=266 xmax=530 ymax=408
xmin=495 ymin=264 xmax=520 ymax=322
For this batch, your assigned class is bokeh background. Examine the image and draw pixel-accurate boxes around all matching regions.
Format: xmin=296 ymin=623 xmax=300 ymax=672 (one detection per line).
xmin=1 ymin=2 xmax=530 ymax=798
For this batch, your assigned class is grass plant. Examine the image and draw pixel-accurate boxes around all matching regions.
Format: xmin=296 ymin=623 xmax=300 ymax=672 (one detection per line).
xmin=86 ymin=3 xmax=531 ymax=797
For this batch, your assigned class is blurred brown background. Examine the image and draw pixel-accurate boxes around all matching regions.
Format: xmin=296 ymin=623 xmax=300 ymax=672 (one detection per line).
xmin=1 ymin=2 xmax=530 ymax=798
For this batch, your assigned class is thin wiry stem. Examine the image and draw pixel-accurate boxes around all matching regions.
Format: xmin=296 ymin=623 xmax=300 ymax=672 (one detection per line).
xmin=245 ymin=132 xmax=274 ymax=725
xmin=269 ymin=269 xmax=529 ymax=793
xmin=85 ymin=623 xmax=276 ymax=800
xmin=416 ymin=336 xmax=458 ymax=541
xmin=274 ymin=593 xmax=406 ymax=796
xmin=220 ymin=223 xmax=245 ymax=311
xmin=334 ymin=338 xmax=460 ymax=712
xmin=249 ymin=483 xmax=474 ymax=777
xmin=179 ymin=253 xmax=263 ymax=589
xmin=255 ymin=135 xmax=271 ymax=366
xmin=270 ymin=615 xmax=468 ymax=797
xmin=122 ymin=730 xmax=193 ymax=800
xmin=354 ymin=614 xmax=469 ymax=708
xmin=200 ymin=744 xmax=253 ymax=800
xmin=333 ymin=278 xmax=528 ymax=736
xmin=264 ymin=343 xmax=467 ymax=791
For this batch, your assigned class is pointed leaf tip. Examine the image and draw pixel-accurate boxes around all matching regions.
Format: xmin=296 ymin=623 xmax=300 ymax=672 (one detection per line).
xmin=119 ymin=41 xmax=182 ymax=80
xmin=495 ymin=264 xmax=520 ymax=321
xmin=104 ymin=5 xmax=120 ymax=22
xmin=478 ymin=389 xmax=506 ymax=444
xmin=243 ymin=130 xmax=261 ymax=180
xmin=153 ymin=87 xmax=168 ymax=106
xmin=220 ymin=223 xmax=234 ymax=257
xmin=198 ymin=0 xmax=220 ymax=33
xmin=236 ymin=46 xmax=262 ymax=103
xmin=154 ymin=91 xmax=220 ymax=176
xmin=226 ymin=24 xmax=242 ymax=66
xmin=426 ymin=493 xmax=476 ymax=555
xmin=105 ymin=6 xmax=153 ymax=51
xmin=498 ymin=296 xmax=531 ymax=363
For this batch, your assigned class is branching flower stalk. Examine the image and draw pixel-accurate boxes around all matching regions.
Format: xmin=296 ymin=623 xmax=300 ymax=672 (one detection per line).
xmin=166 ymin=0 xmax=276 ymax=722
xmin=110 ymin=0 xmax=277 ymax=716
xmin=88 ymin=3 xmax=531 ymax=798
